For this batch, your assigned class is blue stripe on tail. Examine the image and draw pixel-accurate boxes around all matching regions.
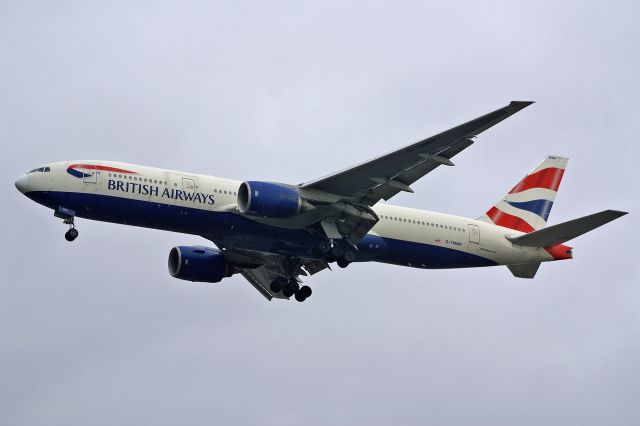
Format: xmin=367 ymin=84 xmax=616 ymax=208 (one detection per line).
xmin=506 ymin=199 xmax=554 ymax=221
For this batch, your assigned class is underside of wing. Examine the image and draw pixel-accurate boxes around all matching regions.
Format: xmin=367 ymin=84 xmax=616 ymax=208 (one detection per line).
xmin=301 ymin=101 xmax=533 ymax=206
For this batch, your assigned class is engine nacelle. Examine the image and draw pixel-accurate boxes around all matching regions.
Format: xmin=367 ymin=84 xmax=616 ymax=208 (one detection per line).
xmin=168 ymin=246 xmax=232 ymax=283
xmin=237 ymin=181 xmax=303 ymax=218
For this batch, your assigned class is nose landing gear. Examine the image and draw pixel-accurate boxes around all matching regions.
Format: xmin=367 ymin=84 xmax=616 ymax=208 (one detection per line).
xmin=55 ymin=207 xmax=78 ymax=242
xmin=63 ymin=218 xmax=78 ymax=242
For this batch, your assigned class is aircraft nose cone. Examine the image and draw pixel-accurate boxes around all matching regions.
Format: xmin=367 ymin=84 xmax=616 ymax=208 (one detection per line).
xmin=15 ymin=174 xmax=28 ymax=193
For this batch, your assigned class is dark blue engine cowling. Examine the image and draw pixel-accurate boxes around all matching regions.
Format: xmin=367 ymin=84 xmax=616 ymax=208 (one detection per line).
xmin=237 ymin=181 xmax=301 ymax=218
xmin=168 ymin=246 xmax=232 ymax=283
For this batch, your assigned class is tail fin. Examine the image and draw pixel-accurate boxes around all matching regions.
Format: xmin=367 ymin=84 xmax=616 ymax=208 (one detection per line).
xmin=478 ymin=155 xmax=568 ymax=232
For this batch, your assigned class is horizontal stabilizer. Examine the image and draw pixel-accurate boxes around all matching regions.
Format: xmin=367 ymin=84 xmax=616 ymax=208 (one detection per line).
xmin=507 ymin=210 xmax=627 ymax=247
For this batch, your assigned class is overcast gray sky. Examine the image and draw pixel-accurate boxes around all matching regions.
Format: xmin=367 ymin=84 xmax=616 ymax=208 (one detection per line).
xmin=1 ymin=1 xmax=639 ymax=425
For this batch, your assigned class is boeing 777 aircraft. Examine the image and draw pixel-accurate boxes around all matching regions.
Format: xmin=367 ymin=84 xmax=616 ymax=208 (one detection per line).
xmin=15 ymin=102 xmax=627 ymax=302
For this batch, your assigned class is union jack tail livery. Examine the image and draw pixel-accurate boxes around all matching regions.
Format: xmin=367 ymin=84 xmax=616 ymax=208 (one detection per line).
xmin=479 ymin=156 xmax=568 ymax=232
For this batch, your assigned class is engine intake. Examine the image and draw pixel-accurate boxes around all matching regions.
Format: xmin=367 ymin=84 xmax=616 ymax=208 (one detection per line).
xmin=237 ymin=181 xmax=303 ymax=218
xmin=168 ymin=246 xmax=232 ymax=283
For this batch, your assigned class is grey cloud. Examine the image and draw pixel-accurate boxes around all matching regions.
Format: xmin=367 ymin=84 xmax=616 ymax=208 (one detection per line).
xmin=1 ymin=1 xmax=638 ymax=425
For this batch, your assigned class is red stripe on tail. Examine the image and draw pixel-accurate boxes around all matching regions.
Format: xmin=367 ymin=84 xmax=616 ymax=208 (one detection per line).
xmin=509 ymin=167 xmax=564 ymax=194
xmin=486 ymin=206 xmax=535 ymax=233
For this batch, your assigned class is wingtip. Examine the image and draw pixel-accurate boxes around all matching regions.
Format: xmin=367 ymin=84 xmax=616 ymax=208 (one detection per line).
xmin=510 ymin=100 xmax=535 ymax=107
xmin=611 ymin=210 xmax=629 ymax=216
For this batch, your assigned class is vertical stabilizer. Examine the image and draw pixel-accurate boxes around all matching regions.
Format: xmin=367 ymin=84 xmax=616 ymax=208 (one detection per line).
xmin=478 ymin=156 xmax=568 ymax=232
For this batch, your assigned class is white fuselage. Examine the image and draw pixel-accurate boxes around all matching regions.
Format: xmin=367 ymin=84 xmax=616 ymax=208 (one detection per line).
xmin=16 ymin=160 xmax=559 ymax=269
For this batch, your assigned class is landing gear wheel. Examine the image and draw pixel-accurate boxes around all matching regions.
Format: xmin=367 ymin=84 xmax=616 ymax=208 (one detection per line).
xmin=270 ymin=277 xmax=288 ymax=293
xmin=343 ymin=250 xmax=356 ymax=262
xmin=65 ymin=228 xmax=78 ymax=242
xmin=282 ymin=279 xmax=299 ymax=298
xmin=294 ymin=286 xmax=312 ymax=302
xmin=270 ymin=280 xmax=282 ymax=293
xmin=318 ymin=241 xmax=331 ymax=253
xmin=329 ymin=246 xmax=343 ymax=259
xmin=337 ymin=258 xmax=350 ymax=268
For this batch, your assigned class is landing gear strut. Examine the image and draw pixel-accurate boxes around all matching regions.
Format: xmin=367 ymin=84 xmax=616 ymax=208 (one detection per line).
xmin=63 ymin=218 xmax=78 ymax=242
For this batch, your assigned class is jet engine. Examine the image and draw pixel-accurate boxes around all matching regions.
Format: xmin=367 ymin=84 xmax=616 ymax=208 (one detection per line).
xmin=168 ymin=246 xmax=233 ymax=283
xmin=237 ymin=181 xmax=305 ymax=218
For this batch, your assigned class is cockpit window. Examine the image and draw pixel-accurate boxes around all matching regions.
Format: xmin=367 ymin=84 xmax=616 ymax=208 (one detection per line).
xmin=27 ymin=167 xmax=50 ymax=173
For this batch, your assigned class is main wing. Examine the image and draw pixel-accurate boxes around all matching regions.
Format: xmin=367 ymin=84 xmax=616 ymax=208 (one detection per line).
xmin=301 ymin=101 xmax=533 ymax=206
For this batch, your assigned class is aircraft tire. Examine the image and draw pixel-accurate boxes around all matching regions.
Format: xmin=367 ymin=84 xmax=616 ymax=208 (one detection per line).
xmin=318 ymin=241 xmax=331 ymax=253
xmin=65 ymin=228 xmax=78 ymax=242
xmin=299 ymin=285 xmax=312 ymax=298
xmin=270 ymin=280 xmax=283 ymax=293
xmin=343 ymin=250 xmax=356 ymax=262
xmin=337 ymin=258 xmax=350 ymax=268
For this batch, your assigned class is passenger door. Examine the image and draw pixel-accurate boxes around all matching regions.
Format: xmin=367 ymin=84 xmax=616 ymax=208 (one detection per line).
xmin=468 ymin=224 xmax=480 ymax=244
xmin=81 ymin=165 xmax=98 ymax=193
xmin=182 ymin=178 xmax=196 ymax=193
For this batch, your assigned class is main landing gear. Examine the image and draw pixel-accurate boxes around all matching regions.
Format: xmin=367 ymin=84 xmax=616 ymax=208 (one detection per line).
xmin=269 ymin=277 xmax=313 ymax=302
xmin=318 ymin=240 xmax=356 ymax=268
xmin=63 ymin=218 xmax=78 ymax=242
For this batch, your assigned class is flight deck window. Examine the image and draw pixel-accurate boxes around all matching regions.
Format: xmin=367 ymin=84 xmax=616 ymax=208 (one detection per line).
xmin=44 ymin=167 xmax=50 ymax=172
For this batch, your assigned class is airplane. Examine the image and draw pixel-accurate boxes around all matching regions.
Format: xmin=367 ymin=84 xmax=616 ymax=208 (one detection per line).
xmin=14 ymin=101 xmax=628 ymax=302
